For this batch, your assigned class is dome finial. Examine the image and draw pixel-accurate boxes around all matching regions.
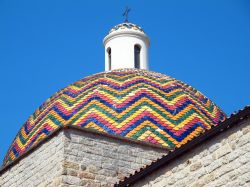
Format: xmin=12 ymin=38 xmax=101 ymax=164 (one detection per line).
xmin=122 ymin=6 xmax=131 ymax=22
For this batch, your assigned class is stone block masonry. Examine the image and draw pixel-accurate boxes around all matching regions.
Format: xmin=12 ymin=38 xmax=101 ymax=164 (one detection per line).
xmin=0 ymin=128 xmax=166 ymax=187
xmin=133 ymin=119 xmax=250 ymax=187
xmin=1 ymin=118 xmax=249 ymax=187
xmin=61 ymin=129 xmax=166 ymax=186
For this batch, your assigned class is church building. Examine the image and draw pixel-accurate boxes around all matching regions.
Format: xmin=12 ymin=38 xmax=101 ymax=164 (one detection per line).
xmin=0 ymin=17 xmax=249 ymax=187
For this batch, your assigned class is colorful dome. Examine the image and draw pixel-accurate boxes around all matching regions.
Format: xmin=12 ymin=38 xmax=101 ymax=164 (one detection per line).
xmin=4 ymin=69 xmax=226 ymax=166
xmin=109 ymin=22 xmax=145 ymax=34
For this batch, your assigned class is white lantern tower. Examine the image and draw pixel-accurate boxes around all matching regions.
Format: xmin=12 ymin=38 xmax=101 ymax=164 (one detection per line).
xmin=103 ymin=20 xmax=150 ymax=71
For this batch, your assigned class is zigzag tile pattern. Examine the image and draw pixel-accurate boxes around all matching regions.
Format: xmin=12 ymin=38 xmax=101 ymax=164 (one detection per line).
xmin=3 ymin=69 xmax=226 ymax=166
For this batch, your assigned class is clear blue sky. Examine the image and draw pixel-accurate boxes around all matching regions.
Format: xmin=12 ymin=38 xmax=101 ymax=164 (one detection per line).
xmin=0 ymin=0 xmax=249 ymax=164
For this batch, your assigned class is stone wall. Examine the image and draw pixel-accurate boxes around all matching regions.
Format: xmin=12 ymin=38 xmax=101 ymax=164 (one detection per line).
xmin=133 ymin=119 xmax=250 ymax=187
xmin=0 ymin=131 xmax=65 ymax=187
xmin=0 ymin=128 xmax=167 ymax=187
xmin=3 ymin=119 xmax=248 ymax=187
xmin=61 ymin=129 xmax=166 ymax=186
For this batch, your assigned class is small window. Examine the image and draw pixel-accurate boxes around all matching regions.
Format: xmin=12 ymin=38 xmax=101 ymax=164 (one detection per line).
xmin=134 ymin=44 xmax=141 ymax=69
xmin=107 ymin=47 xmax=111 ymax=70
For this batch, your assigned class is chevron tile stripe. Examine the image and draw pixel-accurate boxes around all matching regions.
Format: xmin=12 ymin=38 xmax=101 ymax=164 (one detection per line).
xmin=3 ymin=69 xmax=226 ymax=166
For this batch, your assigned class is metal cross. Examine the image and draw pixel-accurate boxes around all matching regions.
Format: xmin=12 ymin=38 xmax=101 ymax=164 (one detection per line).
xmin=123 ymin=7 xmax=131 ymax=22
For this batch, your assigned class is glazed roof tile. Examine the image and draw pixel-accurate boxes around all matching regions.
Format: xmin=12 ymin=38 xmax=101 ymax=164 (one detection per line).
xmin=3 ymin=69 xmax=226 ymax=167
